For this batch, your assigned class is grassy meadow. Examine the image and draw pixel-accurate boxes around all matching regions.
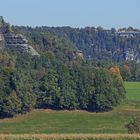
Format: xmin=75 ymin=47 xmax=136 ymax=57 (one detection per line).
xmin=0 ymin=82 xmax=139 ymax=135
xmin=125 ymin=82 xmax=140 ymax=101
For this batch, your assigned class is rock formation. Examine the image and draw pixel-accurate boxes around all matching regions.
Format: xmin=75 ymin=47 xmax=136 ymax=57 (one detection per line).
xmin=0 ymin=16 xmax=39 ymax=56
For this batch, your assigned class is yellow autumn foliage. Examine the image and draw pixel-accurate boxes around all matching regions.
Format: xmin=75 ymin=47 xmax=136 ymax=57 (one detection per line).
xmin=110 ymin=66 xmax=123 ymax=81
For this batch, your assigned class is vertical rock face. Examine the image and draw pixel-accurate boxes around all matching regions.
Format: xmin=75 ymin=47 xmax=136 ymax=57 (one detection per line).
xmin=0 ymin=16 xmax=40 ymax=56
xmin=125 ymin=49 xmax=140 ymax=63
xmin=0 ymin=16 xmax=4 ymax=27
xmin=0 ymin=16 xmax=5 ymax=50
xmin=0 ymin=34 xmax=5 ymax=50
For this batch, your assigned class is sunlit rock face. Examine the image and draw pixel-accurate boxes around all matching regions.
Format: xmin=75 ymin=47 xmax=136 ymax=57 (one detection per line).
xmin=0 ymin=16 xmax=40 ymax=56
xmin=125 ymin=49 xmax=140 ymax=63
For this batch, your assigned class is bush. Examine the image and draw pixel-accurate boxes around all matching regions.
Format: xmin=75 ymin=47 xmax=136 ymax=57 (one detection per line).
xmin=126 ymin=116 xmax=140 ymax=134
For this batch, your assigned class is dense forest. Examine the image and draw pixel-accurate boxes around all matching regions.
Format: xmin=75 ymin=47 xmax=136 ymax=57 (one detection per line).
xmin=12 ymin=26 xmax=140 ymax=81
xmin=0 ymin=19 xmax=128 ymax=117
xmin=0 ymin=44 xmax=125 ymax=118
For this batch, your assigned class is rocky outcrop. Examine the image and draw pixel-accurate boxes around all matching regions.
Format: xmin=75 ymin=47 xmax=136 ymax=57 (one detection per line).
xmin=0 ymin=16 xmax=40 ymax=56
xmin=0 ymin=34 xmax=5 ymax=50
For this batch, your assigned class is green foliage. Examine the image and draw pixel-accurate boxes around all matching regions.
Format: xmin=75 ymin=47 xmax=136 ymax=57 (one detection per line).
xmin=90 ymin=69 xmax=125 ymax=111
xmin=0 ymin=81 xmax=138 ymax=134
xmin=0 ymin=26 xmax=127 ymax=118
xmin=37 ymin=70 xmax=60 ymax=109
xmin=2 ymin=90 xmax=22 ymax=117
xmin=126 ymin=116 xmax=140 ymax=134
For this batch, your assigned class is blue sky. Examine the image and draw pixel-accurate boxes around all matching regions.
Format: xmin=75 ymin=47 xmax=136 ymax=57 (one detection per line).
xmin=0 ymin=0 xmax=140 ymax=29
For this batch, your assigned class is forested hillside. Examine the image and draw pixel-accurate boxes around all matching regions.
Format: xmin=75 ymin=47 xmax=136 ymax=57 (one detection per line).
xmin=0 ymin=18 xmax=126 ymax=118
xmin=13 ymin=26 xmax=140 ymax=62
xmin=12 ymin=26 xmax=140 ymax=81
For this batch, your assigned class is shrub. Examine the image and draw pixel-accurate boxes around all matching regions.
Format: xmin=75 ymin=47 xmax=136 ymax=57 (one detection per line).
xmin=126 ymin=116 xmax=140 ymax=134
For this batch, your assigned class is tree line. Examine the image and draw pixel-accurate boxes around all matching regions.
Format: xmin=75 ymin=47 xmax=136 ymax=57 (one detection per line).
xmin=12 ymin=26 xmax=140 ymax=81
xmin=0 ymin=26 xmax=126 ymax=117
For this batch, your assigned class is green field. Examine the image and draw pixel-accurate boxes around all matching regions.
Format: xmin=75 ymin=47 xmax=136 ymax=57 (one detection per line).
xmin=0 ymin=82 xmax=140 ymax=134
xmin=125 ymin=82 xmax=140 ymax=101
